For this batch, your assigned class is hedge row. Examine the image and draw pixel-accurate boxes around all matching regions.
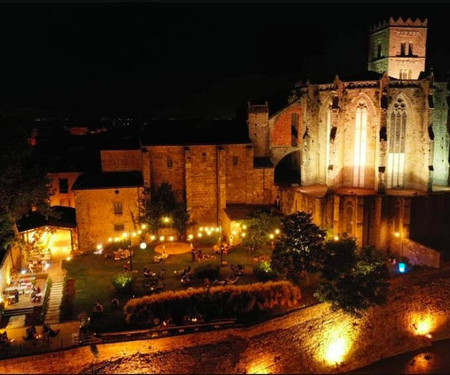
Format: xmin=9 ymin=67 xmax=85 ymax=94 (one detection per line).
xmin=60 ymin=278 xmax=76 ymax=321
xmin=123 ymin=280 xmax=301 ymax=325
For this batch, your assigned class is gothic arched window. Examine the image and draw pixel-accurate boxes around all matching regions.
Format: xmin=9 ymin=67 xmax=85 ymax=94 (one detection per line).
xmin=326 ymin=107 xmax=332 ymax=180
xmin=387 ymin=97 xmax=407 ymax=188
xmin=353 ymin=102 xmax=368 ymax=187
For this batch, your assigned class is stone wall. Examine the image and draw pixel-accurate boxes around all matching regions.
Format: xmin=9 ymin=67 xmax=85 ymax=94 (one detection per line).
xmin=2 ymin=266 xmax=449 ymax=374
xmin=0 ymin=244 xmax=21 ymax=296
xmin=74 ymin=187 xmax=143 ymax=251
xmin=390 ymin=238 xmax=442 ymax=268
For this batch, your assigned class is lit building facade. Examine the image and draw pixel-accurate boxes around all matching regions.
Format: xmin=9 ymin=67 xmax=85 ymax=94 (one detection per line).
xmin=249 ymin=17 xmax=450 ymax=251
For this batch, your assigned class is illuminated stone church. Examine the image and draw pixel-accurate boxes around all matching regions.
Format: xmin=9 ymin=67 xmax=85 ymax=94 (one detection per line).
xmin=249 ymin=17 xmax=450 ymax=254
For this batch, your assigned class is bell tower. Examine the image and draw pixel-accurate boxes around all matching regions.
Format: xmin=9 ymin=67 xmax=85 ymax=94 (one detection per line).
xmin=368 ymin=17 xmax=428 ymax=79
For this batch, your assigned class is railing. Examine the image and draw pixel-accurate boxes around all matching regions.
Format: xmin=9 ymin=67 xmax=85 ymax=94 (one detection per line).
xmin=0 ymin=336 xmax=74 ymax=360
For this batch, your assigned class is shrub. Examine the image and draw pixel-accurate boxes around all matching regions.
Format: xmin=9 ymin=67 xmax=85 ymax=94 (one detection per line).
xmin=60 ymin=278 xmax=76 ymax=321
xmin=253 ymin=261 xmax=278 ymax=282
xmin=194 ymin=262 xmax=220 ymax=282
xmin=123 ymin=280 xmax=301 ymax=325
xmin=112 ymin=272 xmax=134 ymax=294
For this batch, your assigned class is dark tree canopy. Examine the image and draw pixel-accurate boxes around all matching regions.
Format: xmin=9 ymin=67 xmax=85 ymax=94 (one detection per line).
xmin=0 ymin=116 xmax=53 ymax=250
xmin=143 ymin=182 xmax=190 ymax=236
xmin=271 ymin=211 xmax=326 ymax=283
xmin=314 ymin=237 xmax=390 ymax=317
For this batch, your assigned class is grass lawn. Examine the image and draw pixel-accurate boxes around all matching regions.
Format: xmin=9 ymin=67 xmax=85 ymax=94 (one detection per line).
xmin=63 ymin=244 xmax=276 ymax=332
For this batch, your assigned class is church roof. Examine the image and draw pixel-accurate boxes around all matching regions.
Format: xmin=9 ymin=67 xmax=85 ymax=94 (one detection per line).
xmin=140 ymin=119 xmax=250 ymax=146
xmin=72 ymin=171 xmax=143 ymax=190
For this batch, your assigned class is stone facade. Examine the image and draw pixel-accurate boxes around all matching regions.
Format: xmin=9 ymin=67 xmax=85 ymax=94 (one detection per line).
xmin=2 ymin=267 xmax=449 ymax=374
xmin=74 ymin=187 xmax=144 ymax=251
xmin=73 ymin=142 xmax=276 ymax=251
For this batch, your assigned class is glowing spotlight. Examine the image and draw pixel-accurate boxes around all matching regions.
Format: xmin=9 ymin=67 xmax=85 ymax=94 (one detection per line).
xmin=232 ymin=230 xmax=237 ymax=236
xmin=96 ymin=244 xmax=103 ymax=250
xmin=274 ymin=229 xmax=280 ymax=235
xmin=141 ymin=224 xmax=147 ymax=230
xmin=334 ymin=236 xmax=339 ymax=241
xmin=188 ymin=234 xmax=194 ymax=240
xmin=21 ymin=269 xmax=27 ymax=275
xmin=199 ymin=227 xmax=204 ymax=232
xmin=325 ymin=337 xmax=347 ymax=364
xmin=197 ymin=233 xmax=203 ymax=238
xmin=159 ymin=236 xmax=165 ymax=242
xmin=66 ymin=257 xmax=72 ymax=261
xmin=215 ymin=228 xmax=220 ymax=232
xmin=394 ymin=232 xmax=400 ymax=238
xmin=398 ymin=262 xmax=406 ymax=273
xmin=169 ymin=236 xmax=174 ymax=241
xmin=269 ymin=233 xmax=274 ymax=239
xmin=140 ymin=242 xmax=147 ymax=250
xmin=241 ymin=233 xmax=246 ymax=238
xmin=137 ymin=229 xmax=142 ymax=235
xmin=122 ymin=232 xmax=129 ymax=238
xmin=162 ymin=217 xmax=170 ymax=224
xmin=242 ymin=224 xmax=247 ymax=230
xmin=108 ymin=238 xmax=113 ymax=243
xmin=114 ymin=237 xmax=120 ymax=243
xmin=132 ymin=232 xmax=137 ymax=237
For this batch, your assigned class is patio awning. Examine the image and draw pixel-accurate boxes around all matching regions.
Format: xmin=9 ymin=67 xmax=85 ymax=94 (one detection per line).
xmin=17 ymin=206 xmax=77 ymax=232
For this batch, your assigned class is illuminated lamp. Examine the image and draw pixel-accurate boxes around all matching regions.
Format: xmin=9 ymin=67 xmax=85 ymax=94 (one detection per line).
xmin=274 ymin=229 xmax=280 ymax=235
xmin=150 ymin=235 xmax=156 ymax=241
xmin=398 ymin=262 xmax=406 ymax=273
xmin=269 ymin=233 xmax=274 ymax=239
xmin=159 ymin=236 xmax=165 ymax=242
xmin=140 ymin=242 xmax=147 ymax=250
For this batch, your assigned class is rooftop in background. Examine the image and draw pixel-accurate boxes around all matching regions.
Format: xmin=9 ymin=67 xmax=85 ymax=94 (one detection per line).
xmin=140 ymin=119 xmax=250 ymax=146
xmin=17 ymin=206 xmax=77 ymax=232
xmin=72 ymin=171 xmax=143 ymax=190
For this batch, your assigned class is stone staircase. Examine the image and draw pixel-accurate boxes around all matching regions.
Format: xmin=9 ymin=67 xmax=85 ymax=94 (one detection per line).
xmin=44 ymin=281 xmax=64 ymax=324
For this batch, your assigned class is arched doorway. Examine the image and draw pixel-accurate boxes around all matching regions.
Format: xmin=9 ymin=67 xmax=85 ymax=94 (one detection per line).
xmin=274 ymin=150 xmax=301 ymax=185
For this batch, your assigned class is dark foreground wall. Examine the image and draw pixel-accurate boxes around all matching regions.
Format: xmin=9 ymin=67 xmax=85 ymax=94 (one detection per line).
xmin=1 ymin=268 xmax=450 ymax=374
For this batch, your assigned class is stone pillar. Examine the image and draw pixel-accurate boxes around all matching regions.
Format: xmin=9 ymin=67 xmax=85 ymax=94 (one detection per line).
xmin=184 ymin=147 xmax=192 ymax=221
xmin=333 ymin=194 xmax=340 ymax=235
xmin=245 ymin=145 xmax=253 ymax=204
xmin=374 ymin=196 xmax=382 ymax=250
xmin=141 ymin=148 xmax=151 ymax=190
xmin=216 ymin=146 xmax=226 ymax=225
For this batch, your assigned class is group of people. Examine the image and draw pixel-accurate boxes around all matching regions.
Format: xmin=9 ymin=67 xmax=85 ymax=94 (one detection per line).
xmin=0 ymin=331 xmax=12 ymax=346
xmin=180 ymin=265 xmax=194 ymax=285
xmin=23 ymin=324 xmax=59 ymax=342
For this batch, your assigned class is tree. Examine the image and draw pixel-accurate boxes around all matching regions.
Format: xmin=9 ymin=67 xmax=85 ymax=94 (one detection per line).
xmin=314 ymin=236 xmax=390 ymax=317
xmin=0 ymin=116 xmax=53 ymax=266
xmin=270 ymin=211 xmax=326 ymax=284
xmin=143 ymin=182 xmax=190 ymax=238
xmin=242 ymin=208 xmax=281 ymax=256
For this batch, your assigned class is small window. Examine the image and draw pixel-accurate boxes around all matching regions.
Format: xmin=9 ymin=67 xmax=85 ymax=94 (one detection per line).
xmin=408 ymin=43 xmax=413 ymax=56
xmin=113 ymin=202 xmax=123 ymax=215
xmin=114 ymin=224 xmax=125 ymax=232
xmin=59 ymin=178 xmax=68 ymax=194
xmin=167 ymin=157 xmax=173 ymax=168
xmin=233 ymin=156 xmax=238 ymax=166
xmin=400 ymin=43 xmax=406 ymax=56
xmin=377 ymin=43 xmax=381 ymax=58
xmin=202 ymin=152 xmax=207 ymax=162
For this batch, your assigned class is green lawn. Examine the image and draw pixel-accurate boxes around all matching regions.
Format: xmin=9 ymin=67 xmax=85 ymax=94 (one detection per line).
xmin=63 ymin=244 xmax=274 ymax=332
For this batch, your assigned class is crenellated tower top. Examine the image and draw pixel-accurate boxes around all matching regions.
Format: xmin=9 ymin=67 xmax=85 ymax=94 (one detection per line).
xmin=368 ymin=17 xmax=428 ymax=80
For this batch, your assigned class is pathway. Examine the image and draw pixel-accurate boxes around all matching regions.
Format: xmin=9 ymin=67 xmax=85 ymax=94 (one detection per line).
xmin=44 ymin=258 xmax=66 ymax=325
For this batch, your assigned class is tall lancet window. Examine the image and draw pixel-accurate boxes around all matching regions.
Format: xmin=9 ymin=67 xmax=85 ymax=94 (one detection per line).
xmin=353 ymin=102 xmax=368 ymax=187
xmin=387 ymin=97 xmax=407 ymax=188
xmin=326 ymin=107 xmax=332 ymax=180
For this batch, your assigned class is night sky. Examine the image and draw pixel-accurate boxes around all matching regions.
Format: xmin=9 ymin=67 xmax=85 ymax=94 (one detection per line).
xmin=0 ymin=2 xmax=449 ymax=119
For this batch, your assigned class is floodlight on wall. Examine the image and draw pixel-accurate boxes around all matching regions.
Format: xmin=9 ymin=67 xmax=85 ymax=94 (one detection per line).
xmin=140 ymin=242 xmax=147 ymax=250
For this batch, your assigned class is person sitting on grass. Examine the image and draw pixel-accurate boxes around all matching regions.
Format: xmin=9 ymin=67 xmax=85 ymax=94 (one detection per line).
xmin=111 ymin=298 xmax=120 ymax=309
xmin=93 ymin=302 xmax=104 ymax=315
